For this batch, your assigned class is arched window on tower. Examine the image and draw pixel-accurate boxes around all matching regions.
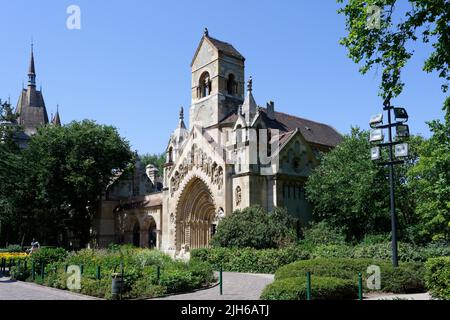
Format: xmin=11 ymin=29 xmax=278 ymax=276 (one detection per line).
xmin=199 ymin=72 xmax=211 ymax=98
xmin=227 ymin=74 xmax=237 ymax=95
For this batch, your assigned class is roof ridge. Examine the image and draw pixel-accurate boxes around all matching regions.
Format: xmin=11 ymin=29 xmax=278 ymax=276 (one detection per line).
xmin=261 ymin=107 xmax=337 ymax=130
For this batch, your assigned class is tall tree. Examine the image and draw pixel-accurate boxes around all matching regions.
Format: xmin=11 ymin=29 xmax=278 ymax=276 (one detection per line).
xmin=23 ymin=120 xmax=133 ymax=247
xmin=408 ymin=98 xmax=450 ymax=242
xmin=305 ymin=127 xmax=422 ymax=241
xmin=338 ymin=0 xmax=449 ymax=98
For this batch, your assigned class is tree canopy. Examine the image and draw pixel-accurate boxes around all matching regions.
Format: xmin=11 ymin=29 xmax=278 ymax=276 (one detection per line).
xmin=0 ymin=120 xmax=133 ymax=247
xmin=338 ymin=0 xmax=449 ymax=98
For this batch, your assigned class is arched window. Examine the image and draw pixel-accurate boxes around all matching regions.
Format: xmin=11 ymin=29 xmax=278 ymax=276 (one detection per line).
xmin=199 ymin=72 xmax=211 ymax=98
xmin=227 ymin=74 xmax=237 ymax=95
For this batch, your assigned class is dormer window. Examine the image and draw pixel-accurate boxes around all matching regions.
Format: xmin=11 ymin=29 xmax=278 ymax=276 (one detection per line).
xmin=227 ymin=74 xmax=237 ymax=95
xmin=198 ymin=72 xmax=211 ymax=98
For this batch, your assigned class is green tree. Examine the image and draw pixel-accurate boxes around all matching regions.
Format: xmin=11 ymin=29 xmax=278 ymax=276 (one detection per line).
xmin=408 ymin=98 xmax=450 ymax=242
xmin=0 ymin=99 xmax=25 ymax=246
xmin=22 ymin=120 xmax=133 ymax=247
xmin=140 ymin=153 xmax=166 ymax=173
xmin=305 ymin=127 xmax=421 ymax=241
xmin=210 ymin=206 xmax=297 ymax=249
xmin=338 ymin=0 xmax=449 ymax=97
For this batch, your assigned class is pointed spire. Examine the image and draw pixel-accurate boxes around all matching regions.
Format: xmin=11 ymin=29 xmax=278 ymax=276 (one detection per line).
xmin=52 ymin=104 xmax=61 ymax=126
xmin=28 ymin=42 xmax=36 ymax=87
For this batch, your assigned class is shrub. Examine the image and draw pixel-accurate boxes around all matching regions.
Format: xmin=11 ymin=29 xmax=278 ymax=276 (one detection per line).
xmin=29 ymin=247 xmax=68 ymax=266
xmin=351 ymin=242 xmax=425 ymax=262
xmin=301 ymin=221 xmax=346 ymax=246
xmin=261 ymin=276 xmax=357 ymax=300
xmin=0 ymin=245 xmax=23 ymax=253
xmin=210 ymin=206 xmax=297 ymax=249
xmin=275 ymin=258 xmax=425 ymax=293
xmin=191 ymin=246 xmax=310 ymax=274
xmin=425 ymin=257 xmax=450 ymax=299
xmin=311 ymin=244 xmax=352 ymax=259
xmin=10 ymin=266 xmax=30 ymax=281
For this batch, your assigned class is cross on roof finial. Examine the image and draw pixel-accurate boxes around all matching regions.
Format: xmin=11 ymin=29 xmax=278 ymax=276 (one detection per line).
xmin=204 ymin=28 xmax=209 ymax=37
xmin=247 ymin=76 xmax=253 ymax=92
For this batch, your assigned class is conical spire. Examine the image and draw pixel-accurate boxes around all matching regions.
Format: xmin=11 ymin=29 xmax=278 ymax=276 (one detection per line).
xmin=52 ymin=104 xmax=61 ymax=126
xmin=28 ymin=42 xmax=36 ymax=87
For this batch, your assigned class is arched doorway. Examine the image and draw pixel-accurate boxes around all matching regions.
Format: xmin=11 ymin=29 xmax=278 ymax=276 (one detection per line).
xmin=132 ymin=222 xmax=140 ymax=247
xmin=143 ymin=216 xmax=157 ymax=249
xmin=176 ymin=177 xmax=216 ymax=251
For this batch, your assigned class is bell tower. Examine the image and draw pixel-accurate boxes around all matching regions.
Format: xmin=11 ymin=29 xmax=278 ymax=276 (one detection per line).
xmin=189 ymin=28 xmax=245 ymax=129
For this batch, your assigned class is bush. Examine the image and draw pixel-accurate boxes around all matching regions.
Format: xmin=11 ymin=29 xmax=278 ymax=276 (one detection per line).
xmin=261 ymin=276 xmax=357 ymax=300
xmin=275 ymin=258 xmax=425 ymax=293
xmin=311 ymin=244 xmax=352 ymax=259
xmin=19 ymin=246 xmax=214 ymax=300
xmin=0 ymin=245 xmax=23 ymax=253
xmin=352 ymin=242 xmax=424 ymax=262
xmin=425 ymin=257 xmax=450 ymax=299
xmin=29 ymin=247 xmax=68 ymax=266
xmin=210 ymin=206 xmax=297 ymax=249
xmin=301 ymin=222 xmax=346 ymax=246
xmin=191 ymin=246 xmax=310 ymax=274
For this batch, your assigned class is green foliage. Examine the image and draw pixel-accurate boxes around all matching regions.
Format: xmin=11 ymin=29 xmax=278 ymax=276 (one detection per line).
xmin=190 ymin=246 xmax=310 ymax=274
xmin=210 ymin=206 xmax=297 ymax=249
xmin=337 ymin=0 xmax=449 ymax=96
xmin=0 ymin=245 xmax=23 ymax=253
xmin=302 ymin=221 xmax=346 ymax=246
xmin=29 ymin=248 xmax=68 ymax=266
xmin=425 ymin=257 xmax=450 ymax=300
xmin=261 ymin=275 xmax=358 ymax=300
xmin=275 ymin=258 xmax=425 ymax=293
xmin=20 ymin=120 xmax=133 ymax=246
xmin=19 ymin=246 xmax=214 ymax=300
xmin=408 ymin=98 xmax=450 ymax=243
xmin=305 ymin=128 xmax=420 ymax=240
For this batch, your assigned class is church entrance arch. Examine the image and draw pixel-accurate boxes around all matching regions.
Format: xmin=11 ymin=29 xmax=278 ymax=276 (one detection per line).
xmin=175 ymin=177 xmax=217 ymax=251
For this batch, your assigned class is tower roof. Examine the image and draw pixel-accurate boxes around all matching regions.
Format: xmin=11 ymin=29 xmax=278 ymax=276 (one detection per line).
xmin=191 ymin=29 xmax=245 ymax=66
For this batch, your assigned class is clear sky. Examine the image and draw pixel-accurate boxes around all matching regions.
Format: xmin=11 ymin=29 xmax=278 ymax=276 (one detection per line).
xmin=0 ymin=0 xmax=447 ymax=155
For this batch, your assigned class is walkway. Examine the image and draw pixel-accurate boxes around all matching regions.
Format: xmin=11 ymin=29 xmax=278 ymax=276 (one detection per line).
xmin=152 ymin=272 xmax=275 ymax=300
xmin=0 ymin=276 xmax=98 ymax=300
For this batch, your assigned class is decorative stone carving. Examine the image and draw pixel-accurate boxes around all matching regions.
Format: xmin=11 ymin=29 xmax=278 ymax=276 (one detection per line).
xmin=170 ymin=148 xmax=224 ymax=196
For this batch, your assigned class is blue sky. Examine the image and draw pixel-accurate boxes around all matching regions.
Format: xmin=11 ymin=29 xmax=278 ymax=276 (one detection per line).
xmin=0 ymin=0 xmax=447 ymax=154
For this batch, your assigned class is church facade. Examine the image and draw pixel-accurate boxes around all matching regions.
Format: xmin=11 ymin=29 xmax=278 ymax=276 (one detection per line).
xmin=95 ymin=30 xmax=342 ymax=257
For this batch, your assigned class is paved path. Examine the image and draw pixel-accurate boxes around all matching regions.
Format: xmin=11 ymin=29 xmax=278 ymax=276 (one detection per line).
xmin=152 ymin=272 xmax=275 ymax=300
xmin=0 ymin=276 xmax=97 ymax=300
xmin=365 ymin=292 xmax=433 ymax=300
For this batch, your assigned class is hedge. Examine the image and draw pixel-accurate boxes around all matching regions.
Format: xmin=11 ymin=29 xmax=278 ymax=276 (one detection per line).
xmin=425 ymin=257 xmax=450 ymax=300
xmin=190 ymin=246 xmax=310 ymax=274
xmin=275 ymin=258 xmax=425 ymax=293
xmin=261 ymin=276 xmax=358 ymax=300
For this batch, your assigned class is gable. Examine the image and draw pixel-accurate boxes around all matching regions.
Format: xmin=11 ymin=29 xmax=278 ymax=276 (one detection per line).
xmin=191 ymin=38 xmax=217 ymax=70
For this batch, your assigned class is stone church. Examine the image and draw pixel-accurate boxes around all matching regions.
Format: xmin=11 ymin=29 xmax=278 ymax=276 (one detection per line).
xmin=95 ymin=30 xmax=342 ymax=257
